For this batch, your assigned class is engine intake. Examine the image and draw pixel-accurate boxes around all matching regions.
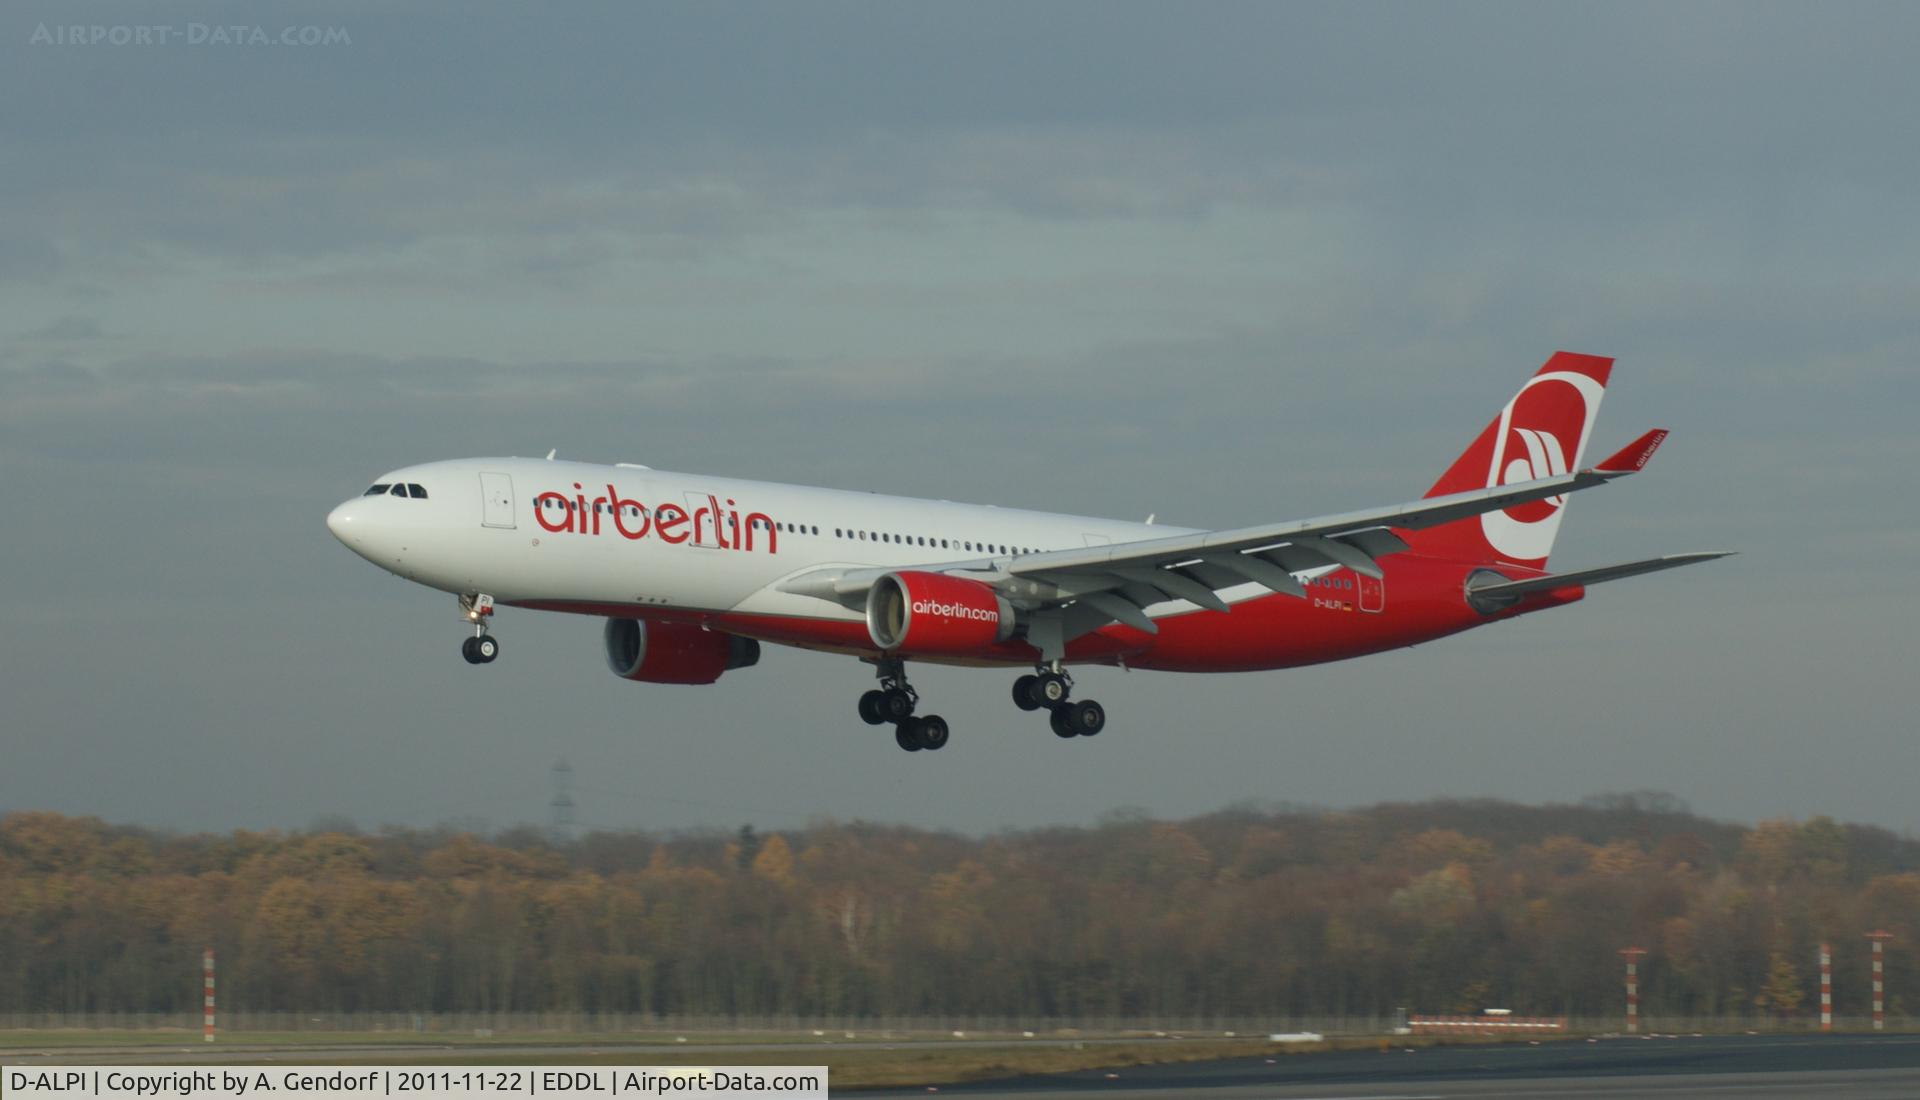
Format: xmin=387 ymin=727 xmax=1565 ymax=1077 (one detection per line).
xmin=604 ymin=619 xmax=760 ymax=684
xmin=866 ymin=571 xmax=1016 ymax=657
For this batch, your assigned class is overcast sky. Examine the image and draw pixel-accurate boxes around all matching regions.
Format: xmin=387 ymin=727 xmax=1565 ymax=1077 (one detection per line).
xmin=2 ymin=2 xmax=1915 ymax=838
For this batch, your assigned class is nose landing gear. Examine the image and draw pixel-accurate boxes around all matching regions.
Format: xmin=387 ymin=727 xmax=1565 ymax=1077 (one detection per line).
xmin=459 ymin=594 xmax=499 ymax=665
xmin=860 ymin=658 xmax=949 ymax=752
xmin=1015 ymin=666 xmax=1105 ymax=738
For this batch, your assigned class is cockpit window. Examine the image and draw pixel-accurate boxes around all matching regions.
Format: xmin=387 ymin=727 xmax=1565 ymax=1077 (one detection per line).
xmin=406 ymin=483 xmax=428 ymax=499
xmin=389 ymin=484 xmax=408 ymax=497
xmin=364 ymin=484 xmax=390 ymax=496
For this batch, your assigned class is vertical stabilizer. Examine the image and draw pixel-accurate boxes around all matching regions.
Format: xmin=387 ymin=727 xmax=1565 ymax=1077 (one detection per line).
xmin=1408 ymin=352 xmax=1613 ymax=570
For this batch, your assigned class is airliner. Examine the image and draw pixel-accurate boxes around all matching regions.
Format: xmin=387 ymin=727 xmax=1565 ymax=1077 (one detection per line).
xmin=327 ymin=353 xmax=1726 ymax=752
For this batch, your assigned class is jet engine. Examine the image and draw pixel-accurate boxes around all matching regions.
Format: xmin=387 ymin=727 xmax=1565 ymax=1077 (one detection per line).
xmin=865 ymin=571 xmax=1016 ymax=657
xmin=604 ymin=619 xmax=760 ymax=684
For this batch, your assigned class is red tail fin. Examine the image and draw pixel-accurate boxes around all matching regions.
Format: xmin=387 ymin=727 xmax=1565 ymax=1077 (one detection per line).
xmin=1407 ymin=352 xmax=1614 ymax=569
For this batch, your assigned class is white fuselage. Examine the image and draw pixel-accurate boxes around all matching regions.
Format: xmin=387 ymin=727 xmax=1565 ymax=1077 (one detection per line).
xmin=327 ymin=457 xmax=1191 ymax=630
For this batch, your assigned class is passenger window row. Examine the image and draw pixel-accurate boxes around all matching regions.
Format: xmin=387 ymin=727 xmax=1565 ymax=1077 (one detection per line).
xmin=832 ymin=528 xmax=1038 ymax=557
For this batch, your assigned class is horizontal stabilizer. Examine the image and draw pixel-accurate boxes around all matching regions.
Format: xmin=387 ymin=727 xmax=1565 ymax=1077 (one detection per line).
xmin=1468 ymin=552 xmax=1733 ymax=600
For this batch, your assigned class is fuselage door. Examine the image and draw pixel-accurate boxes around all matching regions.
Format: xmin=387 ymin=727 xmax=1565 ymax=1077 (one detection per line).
xmin=480 ymin=472 xmax=516 ymax=529
xmin=684 ymin=491 xmax=724 ymax=548
xmin=1358 ymin=573 xmax=1385 ymax=613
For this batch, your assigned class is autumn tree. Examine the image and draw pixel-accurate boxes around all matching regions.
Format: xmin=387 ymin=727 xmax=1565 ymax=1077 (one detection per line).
xmin=2 ymin=800 xmax=1916 ymax=1022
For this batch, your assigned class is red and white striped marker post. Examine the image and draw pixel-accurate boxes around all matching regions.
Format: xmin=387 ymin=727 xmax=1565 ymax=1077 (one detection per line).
xmin=1820 ymin=943 xmax=1832 ymax=1032
xmin=1620 ymin=946 xmax=1648 ymax=1035
xmin=1867 ymin=930 xmax=1893 ymax=1032
xmin=203 ymin=948 xmax=216 ymax=1042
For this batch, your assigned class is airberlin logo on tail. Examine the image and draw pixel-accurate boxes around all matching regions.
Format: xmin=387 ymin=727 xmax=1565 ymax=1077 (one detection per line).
xmin=1499 ymin=427 xmax=1571 ymax=522
xmin=1480 ymin=371 xmax=1606 ymax=562
xmin=533 ymin=483 xmax=778 ymax=553
xmin=911 ymin=599 xmax=999 ymax=624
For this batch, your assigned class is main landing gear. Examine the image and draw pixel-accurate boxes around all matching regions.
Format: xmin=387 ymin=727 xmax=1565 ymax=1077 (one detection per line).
xmin=859 ymin=658 xmax=950 ymax=752
xmin=1012 ymin=666 xmax=1106 ymax=739
xmin=459 ymin=593 xmax=499 ymax=665
xmin=855 ymin=659 xmax=1105 ymax=752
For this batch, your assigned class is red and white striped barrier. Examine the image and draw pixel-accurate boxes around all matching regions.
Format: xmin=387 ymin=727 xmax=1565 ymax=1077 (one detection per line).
xmin=1867 ymin=930 xmax=1893 ymax=1032
xmin=203 ymin=948 xmax=216 ymax=1043
xmin=1620 ymin=946 xmax=1648 ymax=1035
xmin=1820 ymin=943 xmax=1832 ymax=1033
xmin=1407 ymin=1015 xmax=1566 ymax=1033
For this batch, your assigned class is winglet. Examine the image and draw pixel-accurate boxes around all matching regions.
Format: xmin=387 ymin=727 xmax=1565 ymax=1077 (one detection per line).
xmin=1593 ymin=429 xmax=1668 ymax=475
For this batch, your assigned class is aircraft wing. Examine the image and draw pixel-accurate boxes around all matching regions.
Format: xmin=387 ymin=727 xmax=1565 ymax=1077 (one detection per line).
xmin=780 ymin=430 xmax=1671 ymax=639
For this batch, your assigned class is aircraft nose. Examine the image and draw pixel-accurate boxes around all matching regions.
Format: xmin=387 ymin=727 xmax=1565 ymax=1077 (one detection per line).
xmin=326 ymin=499 xmax=359 ymax=544
xmin=327 ymin=494 xmax=409 ymax=574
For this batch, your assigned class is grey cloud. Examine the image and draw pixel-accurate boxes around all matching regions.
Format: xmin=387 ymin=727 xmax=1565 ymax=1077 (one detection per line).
xmin=18 ymin=316 xmax=106 ymax=341
xmin=6 ymin=3 xmax=1915 ymax=274
xmin=0 ymin=230 xmax=61 ymax=282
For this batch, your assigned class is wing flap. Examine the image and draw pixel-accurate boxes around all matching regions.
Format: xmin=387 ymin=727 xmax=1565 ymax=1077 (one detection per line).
xmin=1078 ymin=591 xmax=1159 ymax=634
xmin=1290 ymin=534 xmax=1385 ymax=579
xmin=1203 ymin=551 xmax=1308 ymax=599
xmin=1343 ymin=527 xmax=1412 ymax=559
xmin=1111 ymin=566 xmax=1232 ymax=612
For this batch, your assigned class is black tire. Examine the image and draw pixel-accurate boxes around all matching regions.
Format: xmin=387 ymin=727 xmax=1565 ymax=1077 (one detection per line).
xmin=1049 ymin=706 xmax=1077 ymax=739
xmin=1035 ymin=672 xmax=1070 ymax=706
xmin=1012 ymin=675 xmax=1041 ymax=711
xmin=858 ymin=690 xmax=887 ymax=726
xmin=918 ymin=715 xmax=950 ymax=751
xmin=880 ymin=686 xmax=916 ymax=721
xmin=1067 ymin=699 xmax=1105 ymax=737
xmin=895 ymin=723 xmax=923 ymax=752
xmin=461 ymin=638 xmax=483 ymax=664
xmin=475 ymin=636 xmax=499 ymax=663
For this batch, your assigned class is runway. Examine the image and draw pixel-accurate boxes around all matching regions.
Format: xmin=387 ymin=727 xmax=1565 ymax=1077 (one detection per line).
xmin=859 ymin=1033 xmax=1920 ymax=1099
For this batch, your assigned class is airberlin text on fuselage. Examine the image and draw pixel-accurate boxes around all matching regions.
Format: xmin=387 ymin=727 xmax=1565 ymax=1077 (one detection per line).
xmin=533 ymin=483 xmax=777 ymax=553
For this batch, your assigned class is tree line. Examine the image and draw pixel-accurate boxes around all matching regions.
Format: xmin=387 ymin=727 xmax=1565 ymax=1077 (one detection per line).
xmin=0 ymin=794 xmax=1913 ymax=1022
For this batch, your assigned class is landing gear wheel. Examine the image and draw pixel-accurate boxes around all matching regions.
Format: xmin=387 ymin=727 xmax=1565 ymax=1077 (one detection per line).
xmin=880 ymin=687 xmax=916 ymax=722
xmin=1034 ymin=671 xmax=1071 ymax=707
xmin=459 ymin=594 xmax=498 ymax=664
xmin=916 ymin=715 xmax=950 ymax=751
xmin=1049 ymin=707 xmax=1078 ymax=739
xmin=865 ymin=657 xmax=925 ymax=740
xmin=1012 ymin=675 xmax=1042 ymax=711
xmin=1065 ymin=699 xmax=1105 ymax=737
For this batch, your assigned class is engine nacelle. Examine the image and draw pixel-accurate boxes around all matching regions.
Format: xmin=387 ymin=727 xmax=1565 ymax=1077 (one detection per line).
xmin=604 ymin=619 xmax=760 ymax=685
xmin=866 ymin=571 xmax=1016 ymax=657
